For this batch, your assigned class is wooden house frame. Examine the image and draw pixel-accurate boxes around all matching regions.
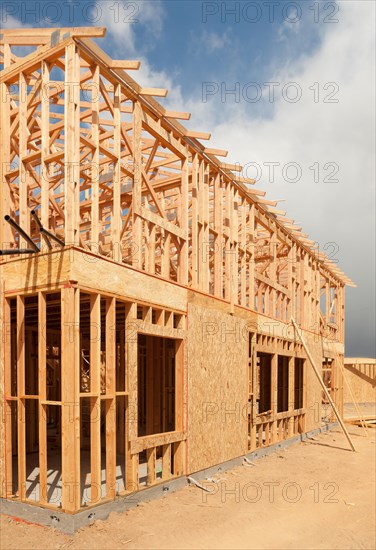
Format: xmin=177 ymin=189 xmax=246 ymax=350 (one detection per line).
xmin=0 ymin=27 xmax=355 ymax=515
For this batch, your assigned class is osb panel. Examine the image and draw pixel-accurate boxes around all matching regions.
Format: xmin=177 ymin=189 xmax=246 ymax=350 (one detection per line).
xmin=70 ymin=249 xmax=187 ymax=311
xmin=344 ymin=363 xmax=376 ymax=404
xmin=187 ymin=301 xmax=248 ymax=473
xmin=1 ymin=248 xmax=72 ymax=294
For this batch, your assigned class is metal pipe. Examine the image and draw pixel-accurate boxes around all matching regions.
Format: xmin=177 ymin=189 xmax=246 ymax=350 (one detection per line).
xmin=30 ymin=209 xmax=43 ymax=230
xmin=40 ymin=227 xmax=65 ymax=247
xmin=4 ymin=215 xmax=39 ymax=253
xmin=30 ymin=210 xmax=52 ymax=250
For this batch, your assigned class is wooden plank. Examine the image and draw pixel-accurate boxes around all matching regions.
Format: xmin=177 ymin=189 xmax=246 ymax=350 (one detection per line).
xmin=191 ymin=154 xmax=199 ymax=287
xmin=250 ymin=333 xmax=257 ymax=450
xmin=125 ymin=303 xmax=138 ymax=492
xmin=0 ymin=39 xmax=71 ymax=84
xmin=132 ymin=102 xmax=143 ymax=268
xmin=112 ymin=83 xmax=122 ymax=259
xmin=175 ymin=338 xmax=185 ymax=437
xmin=38 ymin=292 xmax=47 ymax=504
xmin=90 ymin=293 xmax=101 ymax=503
xmin=2 ymin=292 xmax=12 ymax=496
xmin=91 ymin=65 xmax=100 ymax=250
xmin=179 ymin=154 xmax=189 ymax=285
xmin=1 ymin=27 xmax=106 ymax=38
xmin=255 ymin=272 xmax=290 ymax=297
xmin=64 ymin=42 xmax=80 ymax=245
xmin=130 ymin=430 xmax=186 ymax=455
xmin=61 ymin=287 xmax=80 ymax=512
xmin=146 ymin=447 xmax=156 ymax=485
xmin=110 ymin=60 xmax=141 ymax=70
xmin=338 ymin=356 xmax=369 ymax=437
xmin=16 ymin=296 xmax=26 ymax=501
xmin=214 ymin=173 xmax=223 ymax=297
xmin=141 ymin=87 xmax=168 ymax=97
xmin=41 ymin=61 xmax=50 ymax=229
xmin=105 ymin=298 xmax=116 ymax=498
xmin=288 ymin=356 xmax=295 ymax=436
xmin=164 ymin=110 xmax=191 ymax=120
xmin=291 ymin=318 xmax=356 ymax=452
xmin=204 ymin=148 xmax=228 ymax=157
xmin=137 ymin=206 xmax=187 ymax=240
xmin=0 ymin=59 xmax=13 ymax=254
xmin=141 ymin=110 xmax=186 ymax=158
xmin=185 ymin=130 xmax=211 ymax=140
xmin=271 ymin=353 xmax=277 ymax=445
xmin=146 ymin=336 xmax=154 ymax=435
xmin=162 ymin=444 xmax=171 ymax=480
xmin=173 ymin=441 xmax=185 ymax=477
xmin=18 ymin=73 xmax=29 ymax=248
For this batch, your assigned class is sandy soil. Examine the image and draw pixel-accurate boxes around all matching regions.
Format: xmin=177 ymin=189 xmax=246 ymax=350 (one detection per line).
xmin=1 ymin=424 xmax=375 ymax=550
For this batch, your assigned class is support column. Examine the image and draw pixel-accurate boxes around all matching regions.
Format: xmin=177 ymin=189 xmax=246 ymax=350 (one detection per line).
xmin=105 ymin=297 xmax=116 ymax=499
xmin=132 ymin=102 xmax=143 ymax=268
xmin=179 ymin=152 xmax=189 ymax=285
xmin=125 ymin=303 xmax=138 ymax=492
xmin=17 ymin=296 xmax=26 ymax=501
xmin=64 ymin=42 xmax=80 ymax=245
xmin=61 ymin=286 xmax=80 ymax=512
xmin=90 ymin=293 xmax=101 ymax=504
xmin=38 ymin=292 xmax=47 ymax=504
xmin=288 ymin=356 xmax=295 ymax=436
xmin=0 ymin=284 xmax=11 ymax=497
xmin=0 ymin=46 xmax=13 ymax=252
xmin=271 ymin=353 xmax=278 ymax=441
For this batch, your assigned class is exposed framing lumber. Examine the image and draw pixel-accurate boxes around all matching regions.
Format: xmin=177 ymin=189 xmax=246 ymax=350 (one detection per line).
xmin=0 ymin=28 xmax=355 ymax=518
xmin=291 ymin=318 xmax=356 ymax=452
xmin=61 ymin=286 xmax=80 ymax=511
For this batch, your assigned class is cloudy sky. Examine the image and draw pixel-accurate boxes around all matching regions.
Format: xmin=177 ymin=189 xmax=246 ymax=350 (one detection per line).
xmin=2 ymin=0 xmax=375 ymax=357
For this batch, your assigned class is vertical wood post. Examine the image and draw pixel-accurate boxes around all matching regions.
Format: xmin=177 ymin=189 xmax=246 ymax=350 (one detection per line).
xmin=38 ymin=292 xmax=47 ymax=503
xmin=125 ymin=303 xmax=138 ymax=492
xmin=132 ymin=102 xmax=143 ymax=268
xmin=90 ymin=293 xmax=101 ymax=503
xmin=17 ymin=296 xmax=26 ymax=501
xmin=105 ymin=297 xmax=116 ymax=498
xmin=64 ymin=42 xmax=80 ymax=245
xmin=61 ymin=287 xmax=80 ymax=511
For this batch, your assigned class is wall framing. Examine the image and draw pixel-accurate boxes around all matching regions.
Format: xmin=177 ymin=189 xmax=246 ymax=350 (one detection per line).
xmin=0 ymin=27 xmax=354 ymax=516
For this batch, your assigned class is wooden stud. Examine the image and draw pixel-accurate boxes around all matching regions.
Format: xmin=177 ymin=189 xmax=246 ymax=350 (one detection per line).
xmin=105 ymin=298 xmax=116 ymax=498
xmin=38 ymin=292 xmax=47 ymax=504
xmin=146 ymin=447 xmax=156 ymax=485
xmin=16 ymin=296 xmax=26 ymax=501
xmin=90 ymin=293 xmax=101 ymax=503
xmin=61 ymin=287 xmax=80 ymax=511
xmin=162 ymin=444 xmax=171 ymax=479
xmin=91 ymin=64 xmax=100 ymax=250
xmin=64 ymin=42 xmax=80 ymax=245
xmin=291 ymin=318 xmax=356 ymax=452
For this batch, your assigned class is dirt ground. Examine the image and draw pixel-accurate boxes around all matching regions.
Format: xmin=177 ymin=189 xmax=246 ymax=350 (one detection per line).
xmin=1 ymin=424 xmax=375 ymax=550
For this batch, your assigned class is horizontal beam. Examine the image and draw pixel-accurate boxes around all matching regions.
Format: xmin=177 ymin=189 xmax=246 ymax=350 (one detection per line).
xmin=185 ymin=130 xmax=211 ymax=140
xmin=204 ymin=148 xmax=228 ymax=157
xmin=141 ymin=87 xmax=168 ymax=97
xmin=110 ymin=60 xmax=141 ymax=70
xmin=0 ymin=27 xmax=106 ymax=46
xmin=131 ymin=431 xmax=186 ymax=455
xmin=164 ymin=110 xmax=191 ymax=120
